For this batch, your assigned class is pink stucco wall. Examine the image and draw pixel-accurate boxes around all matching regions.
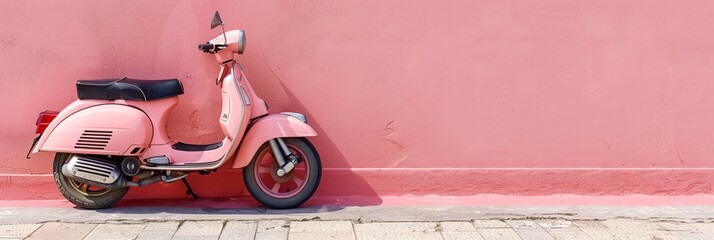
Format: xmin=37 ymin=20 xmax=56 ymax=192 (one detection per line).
xmin=2 ymin=1 xmax=714 ymax=201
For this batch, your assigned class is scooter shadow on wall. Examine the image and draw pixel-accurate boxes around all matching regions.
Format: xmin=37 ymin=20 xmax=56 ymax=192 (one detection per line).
xmin=42 ymin=3 xmax=383 ymax=211
xmin=270 ymin=73 xmax=384 ymax=207
xmin=102 ymin=71 xmax=384 ymax=211
xmin=90 ymin=68 xmax=384 ymax=213
xmin=92 ymin=57 xmax=382 ymax=212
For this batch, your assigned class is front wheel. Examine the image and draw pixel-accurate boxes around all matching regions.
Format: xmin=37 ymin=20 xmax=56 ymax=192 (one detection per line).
xmin=243 ymin=137 xmax=321 ymax=209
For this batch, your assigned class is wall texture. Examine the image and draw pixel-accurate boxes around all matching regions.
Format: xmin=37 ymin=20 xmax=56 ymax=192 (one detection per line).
xmin=2 ymin=1 xmax=714 ymax=202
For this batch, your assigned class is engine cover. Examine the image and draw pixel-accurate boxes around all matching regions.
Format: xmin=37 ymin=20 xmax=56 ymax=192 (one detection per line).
xmin=61 ymin=155 xmax=120 ymax=184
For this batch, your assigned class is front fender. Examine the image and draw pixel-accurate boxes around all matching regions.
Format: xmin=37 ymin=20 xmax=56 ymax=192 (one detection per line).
xmin=231 ymin=114 xmax=317 ymax=168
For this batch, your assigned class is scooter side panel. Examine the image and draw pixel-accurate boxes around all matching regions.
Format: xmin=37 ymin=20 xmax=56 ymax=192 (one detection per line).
xmin=231 ymin=114 xmax=317 ymax=168
xmin=121 ymin=97 xmax=178 ymax=145
xmin=32 ymin=100 xmax=109 ymax=154
xmin=40 ymin=104 xmax=152 ymax=155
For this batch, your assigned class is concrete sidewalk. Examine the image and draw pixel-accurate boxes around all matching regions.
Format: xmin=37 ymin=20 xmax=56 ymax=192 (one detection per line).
xmin=2 ymin=205 xmax=714 ymax=239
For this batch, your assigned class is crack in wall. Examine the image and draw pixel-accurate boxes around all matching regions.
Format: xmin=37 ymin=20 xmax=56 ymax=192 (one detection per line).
xmin=383 ymin=120 xmax=408 ymax=167
xmin=671 ymin=129 xmax=685 ymax=165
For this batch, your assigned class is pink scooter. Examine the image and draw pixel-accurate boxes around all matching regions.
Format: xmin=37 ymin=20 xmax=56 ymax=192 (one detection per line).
xmin=27 ymin=12 xmax=321 ymax=209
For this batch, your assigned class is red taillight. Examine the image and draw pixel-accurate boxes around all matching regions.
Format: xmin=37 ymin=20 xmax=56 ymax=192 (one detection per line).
xmin=35 ymin=110 xmax=59 ymax=134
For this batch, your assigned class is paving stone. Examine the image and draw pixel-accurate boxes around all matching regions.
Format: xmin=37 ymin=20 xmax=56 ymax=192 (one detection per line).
xmin=689 ymin=222 xmax=714 ymax=234
xmin=290 ymin=221 xmax=353 ymax=232
xmin=136 ymin=221 xmax=179 ymax=240
xmin=670 ymin=230 xmax=713 ymax=240
xmin=506 ymin=220 xmax=542 ymax=230
xmin=441 ymin=232 xmax=485 ymax=240
xmin=223 ymin=221 xmax=258 ymax=231
xmin=288 ymin=221 xmax=355 ymax=240
xmin=572 ymin=221 xmax=606 ymax=228
xmin=578 ymin=227 xmax=617 ymax=240
xmin=257 ymin=220 xmax=288 ymax=232
xmin=220 ymin=221 xmax=257 ymax=240
xmin=354 ymin=222 xmax=439 ymax=240
xmin=254 ymin=221 xmax=289 ymax=240
xmin=27 ymin=222 xmax=96 ymax=240
xmin=654 ymin=221 xmax=696 ymax=231
xmin=515 ymin=229 xmax=555 ymax=240
xmin=174 ymin=221 xmax=224 ymax=237
xmin=0 ymin=224 xmax=42 ymax=238
xmin=354 ymin=222 xmax=438 ymax=232
xmin=255 ymin=231 xmax=288 ymax=240
xmin=439 ymin=222 xmax=482 ymax=240
xmin=355 ymin=231 xmax=443 ymax=240
xmin=652 ymin=232 xmax=683 ymax=240
xmin=476 ymin=228 xmax=521 ymax=240
xmin=439 ymin=222 xmax=477 ymax=232
xmin=290 ymin=231 xmax=356 ymax=240
xmin=648 ymin=232 xmax=685 ymax=240
xmin=84 ymin=224 xmax=145 ymax=240
xmin=598 ymin=219 xmax=682 ymax=239
xmin=600 ymin=219 xmax=653 ymax=233
xmin=608 ymin=231 xmax=680 ymax=240
xmin=136 ymin=230 xmax=174 ymax=240
xmin=172 ymin=236 xmax=219 ymax=240
xmin=472 ymin=220 xmax=510 ymax=228
xmin=536 ymin=219 xmax=574 ymax=229
xmin=546 ymin=229 xmax=593 ymax=239
xmin=145 ymin=222 xmax=180 ymax=231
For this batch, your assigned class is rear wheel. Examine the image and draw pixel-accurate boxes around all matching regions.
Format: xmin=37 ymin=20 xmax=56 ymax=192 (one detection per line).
xmin=52 ymin=153 xmax=128 ymax=209
xmin=243 ymin=138 xmax=321 ymax=209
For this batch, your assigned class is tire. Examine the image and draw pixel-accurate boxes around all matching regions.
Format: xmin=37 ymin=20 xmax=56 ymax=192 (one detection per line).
xmin=52 ymin=153 xmax=129 ymax=209
xmin=243 ymin=137 xmax=321 ymax=209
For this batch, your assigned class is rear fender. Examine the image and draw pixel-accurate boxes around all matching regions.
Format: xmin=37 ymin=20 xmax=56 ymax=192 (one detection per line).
xmin=35 ymin=102 xmax=153 ymax=156
xmin=231 ymin=114 xmax=317 ymax=168
xmin=32 ymin=100 xmax=105 ymax=154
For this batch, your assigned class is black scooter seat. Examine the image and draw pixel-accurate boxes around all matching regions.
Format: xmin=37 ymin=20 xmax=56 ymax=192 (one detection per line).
xmin=76 ymin=77 xmax=184 ymax=101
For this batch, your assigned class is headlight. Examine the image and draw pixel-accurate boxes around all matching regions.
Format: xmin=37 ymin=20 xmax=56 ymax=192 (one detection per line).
xmin=237 ymin=30 xmax=246 ymax=54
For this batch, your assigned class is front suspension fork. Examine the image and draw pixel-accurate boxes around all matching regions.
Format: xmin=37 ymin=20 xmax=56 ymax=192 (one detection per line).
xmin=269 ymin=138 xmax=298 ymax=176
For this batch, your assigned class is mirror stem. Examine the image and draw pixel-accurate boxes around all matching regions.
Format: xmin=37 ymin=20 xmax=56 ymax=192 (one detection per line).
xmin=220 ymin=24 xmax=227 ymax=45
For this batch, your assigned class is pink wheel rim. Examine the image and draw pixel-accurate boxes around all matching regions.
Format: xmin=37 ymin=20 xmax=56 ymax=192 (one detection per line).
xmin=254 ymin=144 xmax=310 ymax=198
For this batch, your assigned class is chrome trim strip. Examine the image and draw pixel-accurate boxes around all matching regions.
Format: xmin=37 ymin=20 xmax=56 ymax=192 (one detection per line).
xmin=140 ymin=159 xmax=222 ymax=171
xmin=239 ymin=86 xmax=251 ymax=106
xmin=280 ymin=112 xmax=307 ymax=123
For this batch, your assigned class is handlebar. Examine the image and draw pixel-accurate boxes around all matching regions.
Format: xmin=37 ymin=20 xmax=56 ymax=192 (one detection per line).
xmin=198 ymin=43 xmax=215 ymax=51
xmin=198 ymin=43 xmax=227 ymax=53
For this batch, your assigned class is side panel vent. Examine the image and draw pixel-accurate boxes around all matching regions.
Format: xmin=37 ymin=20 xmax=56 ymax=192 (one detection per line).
xmin=75 ymin=130 xmax=112 ymax=150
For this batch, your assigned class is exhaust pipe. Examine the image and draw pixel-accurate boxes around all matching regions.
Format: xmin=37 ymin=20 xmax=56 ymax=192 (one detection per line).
xmin=62 ymin=167 xmax=162 ymax=189
xmin=60 ymin=155 xmax=162 ymax=189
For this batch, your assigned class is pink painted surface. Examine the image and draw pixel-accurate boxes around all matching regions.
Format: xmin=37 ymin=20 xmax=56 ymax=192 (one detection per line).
xmin=40 ymin=104 xmax=152 ymax=155
xmin=232 ymin=114 xmax=317 ymax=168
xmin=5 ymin=194 xmax=714 ymax=208
xmin=3 ymin=1 xmax=714 ymax=202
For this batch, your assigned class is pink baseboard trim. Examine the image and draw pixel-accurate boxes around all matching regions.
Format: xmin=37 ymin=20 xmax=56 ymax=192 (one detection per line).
xmin=2 ymin=168 xmax=713 ymax=201
xmin=2 ymin=195 xmax=714 ymax=208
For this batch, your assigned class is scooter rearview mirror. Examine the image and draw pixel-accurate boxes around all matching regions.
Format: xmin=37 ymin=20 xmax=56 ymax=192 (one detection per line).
xmin=210 ymin=11 xmax=223 ymax=29
xmin=210 ymin=11 xmax=228 ymax=45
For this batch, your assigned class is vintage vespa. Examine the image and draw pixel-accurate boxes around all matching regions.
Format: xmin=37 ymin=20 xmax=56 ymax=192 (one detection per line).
xmin=28 ymin=12 xmax=321 ymax=209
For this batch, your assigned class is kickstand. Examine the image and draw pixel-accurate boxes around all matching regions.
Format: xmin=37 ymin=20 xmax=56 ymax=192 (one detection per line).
xmin=181 ymin=178 xmax=200 ymax=199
